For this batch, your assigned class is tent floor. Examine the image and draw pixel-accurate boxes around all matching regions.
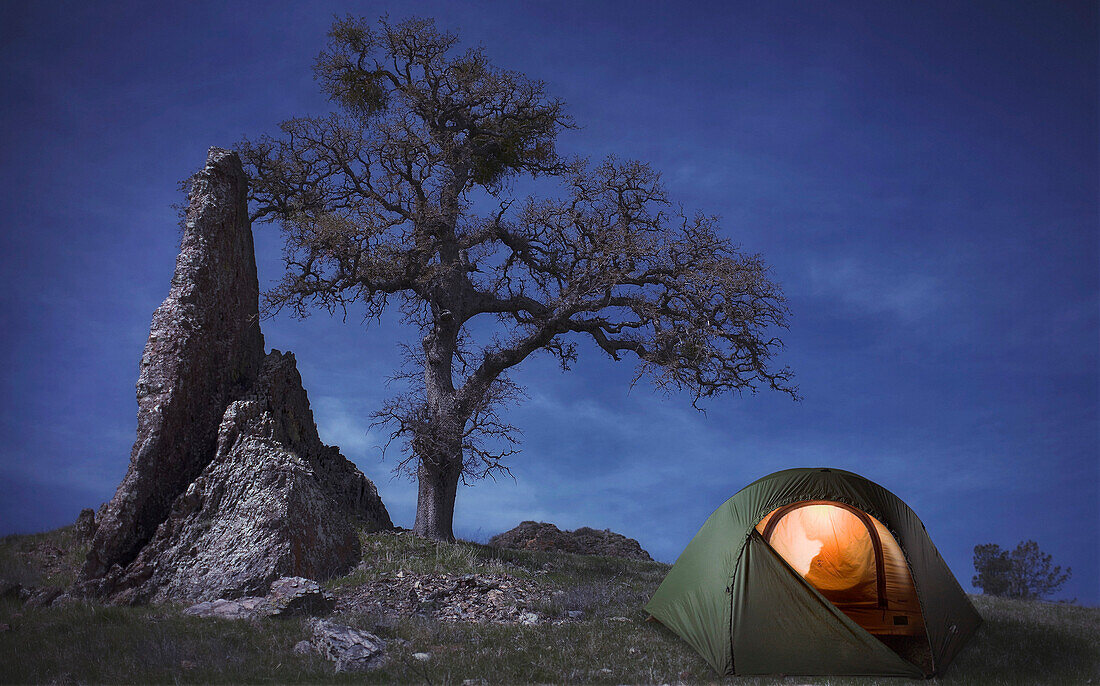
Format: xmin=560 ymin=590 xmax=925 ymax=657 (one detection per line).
xmin=836 ymin=603 xmax=924 ymax=637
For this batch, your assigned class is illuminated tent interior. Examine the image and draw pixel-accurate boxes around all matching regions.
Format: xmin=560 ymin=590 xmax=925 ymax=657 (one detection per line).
xmin=646 ymin=468 xmax=982 ymax=678
xmin=755 ymin=501 xmax=924 ymax=636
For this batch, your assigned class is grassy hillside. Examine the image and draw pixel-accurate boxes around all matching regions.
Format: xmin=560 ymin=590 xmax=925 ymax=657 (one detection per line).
xmin=1 ymin=525 xmax=1096 ymax=685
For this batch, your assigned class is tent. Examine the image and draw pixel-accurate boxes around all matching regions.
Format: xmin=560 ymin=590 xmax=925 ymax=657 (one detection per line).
xmin=645 ymin=467 xmax=981 ymax=677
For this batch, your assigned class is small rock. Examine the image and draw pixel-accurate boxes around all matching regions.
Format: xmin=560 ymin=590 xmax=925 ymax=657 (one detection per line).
xmin=519 ymin=611 xmax=540 ymax=625
xmin=608 ymin=616 xmax=630 ymax=622
xmin=311 ymin=619 xmax=386 ymax=672
xmin=598 ymin=667 xmax=612 ymax=674
xmin=293 ymin=640 xmax=314 ymax=655
xmin=412 ymin=652 xmax=431 ymax=662
xmin=565 ymin=610 xmax=584 ymax=620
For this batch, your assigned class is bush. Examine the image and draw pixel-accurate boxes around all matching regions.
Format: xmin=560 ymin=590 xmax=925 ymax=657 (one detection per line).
xmin=973 ymin=540 xmax=1072 ymax=600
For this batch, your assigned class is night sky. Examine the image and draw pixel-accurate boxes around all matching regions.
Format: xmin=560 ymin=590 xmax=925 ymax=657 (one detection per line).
xmin=2 ymin=1 xmax=1096 ymax=604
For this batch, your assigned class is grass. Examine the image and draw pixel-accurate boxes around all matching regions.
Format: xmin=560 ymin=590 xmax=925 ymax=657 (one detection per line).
xmin=1 ymin=527 xmax=1097 ymax=685
xmin=947 ymin=595 xmax=1099 ymax=685
xmin=0 ymin=525 xmax=89 ymax=588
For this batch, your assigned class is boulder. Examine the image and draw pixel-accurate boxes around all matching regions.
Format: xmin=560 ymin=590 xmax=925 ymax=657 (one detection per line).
xmin=263 ymin=576 xmax=335 ymax=617
xmin=77 ymin=148 xmax=392 ymax=603
xmin=182 ymin=597 xmax=269 ymax=620
xmin=181 ymin=576 xmax=333 ymax=620
xmin=488 ymin=521 xmax=652 ymax=561
xmin=310 ymin=619 xmax=387 ymax=672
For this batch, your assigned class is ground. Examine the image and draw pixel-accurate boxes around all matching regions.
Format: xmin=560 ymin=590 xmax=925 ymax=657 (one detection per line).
xmin=0 ymin=525 xmax=1096 ymax=685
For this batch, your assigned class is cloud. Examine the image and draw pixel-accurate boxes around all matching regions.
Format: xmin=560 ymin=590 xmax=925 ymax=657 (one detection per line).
xmin=802 ymin=256 xmax=939 ymax=323
xmin=311 ymin=395 xmax=386 ymax=460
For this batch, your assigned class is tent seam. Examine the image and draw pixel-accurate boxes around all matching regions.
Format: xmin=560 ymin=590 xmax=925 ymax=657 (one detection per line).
xmin=728 ymin=532 xmax=750 ymax=676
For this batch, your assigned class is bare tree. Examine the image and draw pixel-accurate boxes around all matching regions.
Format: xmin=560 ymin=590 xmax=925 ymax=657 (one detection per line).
xmin=238 ymin=16 xmax=797 ymax=541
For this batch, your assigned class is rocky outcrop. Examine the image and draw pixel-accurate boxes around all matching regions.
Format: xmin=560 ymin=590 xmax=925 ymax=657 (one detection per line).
xmin=82 ymin=149 xmax=264 ymax=582
xmin=98 ymin=351 xmax=392 ymax=603
xmin=488 ymin=521 xmax=652 ymax=561
xmin=77 ymin=148 xmax=392 ymax=603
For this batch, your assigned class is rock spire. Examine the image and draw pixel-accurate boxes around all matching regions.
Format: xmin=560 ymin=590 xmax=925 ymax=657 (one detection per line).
xmin=78 ymin=148 xmax=391 ymax=603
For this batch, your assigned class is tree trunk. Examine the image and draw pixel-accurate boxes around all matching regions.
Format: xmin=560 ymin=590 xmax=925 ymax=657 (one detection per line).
xmin=413 ymin=457 xmax=462 ymax=542
xmin=416 ymin=294 xmax=464 ymax=542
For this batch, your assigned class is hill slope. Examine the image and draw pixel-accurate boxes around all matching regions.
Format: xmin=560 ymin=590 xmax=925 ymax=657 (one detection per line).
xmin=1 ymin=525 xmax=1096 ymax=685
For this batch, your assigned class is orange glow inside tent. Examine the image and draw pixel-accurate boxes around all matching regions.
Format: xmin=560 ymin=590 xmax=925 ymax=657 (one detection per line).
xmin=756 ymin=501 xmax=924 ymax=636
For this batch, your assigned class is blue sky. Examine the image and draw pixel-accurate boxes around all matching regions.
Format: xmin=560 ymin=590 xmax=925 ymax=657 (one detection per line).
xmin=1 ymin=1 xmax=1096 ymax=604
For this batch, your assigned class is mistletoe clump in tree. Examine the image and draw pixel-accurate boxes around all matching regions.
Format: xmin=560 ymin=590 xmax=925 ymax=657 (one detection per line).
xmin=238 ymin=16 xmax=796 ymax=541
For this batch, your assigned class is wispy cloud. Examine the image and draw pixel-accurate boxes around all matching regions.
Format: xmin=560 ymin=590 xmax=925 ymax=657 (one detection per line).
xmin=802 ymin=256 xmax=940 ymax=323
xmin=311 ymin=395 xmax=385 ymax=461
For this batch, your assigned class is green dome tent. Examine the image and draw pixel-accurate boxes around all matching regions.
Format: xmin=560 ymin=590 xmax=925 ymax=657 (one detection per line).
xmin=645 ymin=467 xmax=981 ymax=677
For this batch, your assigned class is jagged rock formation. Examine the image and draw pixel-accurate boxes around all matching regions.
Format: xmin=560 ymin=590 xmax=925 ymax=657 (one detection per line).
xmin=77 ymin=148 xmax=391 ymax=603
xmin=488 ymin=521 xmax=652 ymax=561
xmin=81 ymin=148 xmax=264 ymax=583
